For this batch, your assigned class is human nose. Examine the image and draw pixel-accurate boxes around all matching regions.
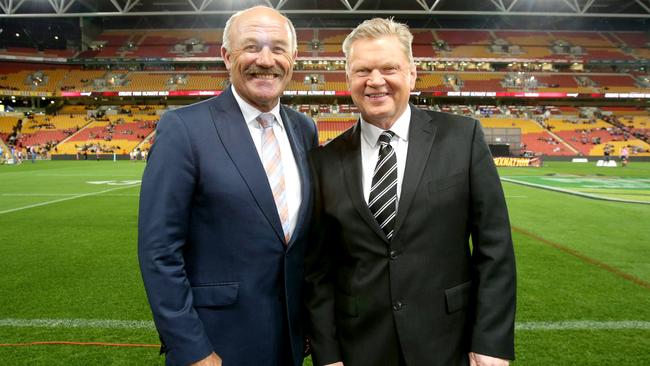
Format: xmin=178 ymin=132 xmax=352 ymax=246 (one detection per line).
xmin=256 ymin=47 xmax=274 ymax=67
xmin=367 ymin=69 xmax=385 ymax=87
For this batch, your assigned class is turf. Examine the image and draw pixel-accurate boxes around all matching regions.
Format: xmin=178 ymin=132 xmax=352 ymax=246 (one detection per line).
xmin=0 ymin=160 xmax=648 ymax=365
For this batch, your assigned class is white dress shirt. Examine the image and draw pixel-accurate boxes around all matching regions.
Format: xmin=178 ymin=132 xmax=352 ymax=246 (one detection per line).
xmin=232 ymin=87 xmax=301 ymax=238
xmin=360 ymin=107 xmax=411 ymax=207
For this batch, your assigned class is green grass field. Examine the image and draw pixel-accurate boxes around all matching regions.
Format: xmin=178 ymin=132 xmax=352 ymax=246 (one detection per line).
xmin=1 ymin=160 xmax=649 ymax=365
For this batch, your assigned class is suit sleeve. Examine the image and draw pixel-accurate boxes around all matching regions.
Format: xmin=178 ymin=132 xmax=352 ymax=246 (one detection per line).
xmin=468 ymin=120 xmax=517 ymax=360
xmin=138 ymin=111 xmax=214 ymax=366
xmin=304 ymin=150 xmax=343 ymax=366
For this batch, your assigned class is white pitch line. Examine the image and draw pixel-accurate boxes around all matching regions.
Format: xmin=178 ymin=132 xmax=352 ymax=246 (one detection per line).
xmin=0 ymin=184 xmax=141 ymax=215
xmin=2 ymin=193 xmax=140 ymax=197
xmin=516 ymin=321 xmax=650 ymax=331
xmin=0 ymin=318 xmax=649 ymax=331
xmin=501 ymin=177 xmax=650 ymax=205
xmin=0 ymin=318 xmax=154 ymax=330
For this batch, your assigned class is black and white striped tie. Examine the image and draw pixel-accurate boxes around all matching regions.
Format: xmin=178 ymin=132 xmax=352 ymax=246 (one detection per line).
xmin=368 ymin=130 xmax=397 ymax=240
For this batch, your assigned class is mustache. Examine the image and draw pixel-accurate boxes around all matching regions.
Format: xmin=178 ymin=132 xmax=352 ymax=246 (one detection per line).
xmin=245 ymin=65 xmax=285 ymax=76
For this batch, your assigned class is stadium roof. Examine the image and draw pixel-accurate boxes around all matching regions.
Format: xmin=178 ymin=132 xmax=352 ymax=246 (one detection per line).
xmin=0 ymin=0 xmax=649 ymax=18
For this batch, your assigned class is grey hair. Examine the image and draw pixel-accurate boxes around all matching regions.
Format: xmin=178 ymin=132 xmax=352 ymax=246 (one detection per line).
xmin=342 ymin=17 xmax=414 ymax=71
xmin=222 ymin=5 xmax=297 ymax=54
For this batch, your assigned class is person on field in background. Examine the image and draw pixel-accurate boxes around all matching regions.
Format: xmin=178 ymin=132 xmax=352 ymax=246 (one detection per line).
xmin=620 ymin=145 xmax=629 ymax=167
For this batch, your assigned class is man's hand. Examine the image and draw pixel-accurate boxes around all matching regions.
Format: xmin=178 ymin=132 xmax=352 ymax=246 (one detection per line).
xmin=469 ymin=352 xmax=509 ymax=366
xmin=190 ymin=352 xmax=222 ymax=366
xmin=324 ymin=363 xmax=344 ymax=366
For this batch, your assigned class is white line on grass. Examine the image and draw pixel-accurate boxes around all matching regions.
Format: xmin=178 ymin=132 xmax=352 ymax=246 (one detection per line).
xmin=0 ymin=184 xmax=140 ymax=215
xmin=2 ymin=193 xmax=140 ymax=197
xmin=1 ymin=318 xmax=649 ymax=331
xmin=516 ymin=321 xmax=650 ymax=330
xmin=0 ymin=318 xmax=154 ymax=330
xmin=501 ymin=177 xmax=650 ymax=205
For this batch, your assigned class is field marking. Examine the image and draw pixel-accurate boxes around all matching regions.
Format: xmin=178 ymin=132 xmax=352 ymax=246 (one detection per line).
xmin=0 ymin=184 xmax=140 ymax=215
xmin=2 ymin=193 xmax=139 ymax=197
xmin=501 ymin=177 xmax=650 ymax=205
xmin=0 ymin=318 xmax=154 ymax=330
xmin=516 ymin=321 xmax=650 ymax=331
xmin=0 ymin=341 xmax=158 ymax=348
xmin=512 ymin=226 xmax=650 ymax=290
xmin=1 ymin=318 xmax=649 ymax=331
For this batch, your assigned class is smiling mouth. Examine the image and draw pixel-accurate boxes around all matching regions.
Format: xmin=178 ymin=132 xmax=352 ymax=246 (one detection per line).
xmin=366 ymin=92 xmax=388 ymax=98
xmin=251 ymin=73 xmax=279 ymax=80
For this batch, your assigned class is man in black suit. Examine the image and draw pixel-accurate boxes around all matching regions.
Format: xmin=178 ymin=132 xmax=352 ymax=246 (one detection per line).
xmin=305 ymin=18 xmax=516 ymax=366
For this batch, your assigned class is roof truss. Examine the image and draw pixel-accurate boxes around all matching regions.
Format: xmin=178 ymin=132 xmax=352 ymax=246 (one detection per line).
xmin=1 ymin=0 xmax=649 ymax=18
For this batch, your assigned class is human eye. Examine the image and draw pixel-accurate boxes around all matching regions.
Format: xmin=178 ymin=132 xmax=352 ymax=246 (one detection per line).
xmin=273 ymin=45 xmax=287 ymax=54
xmin=243 ymin=43 xmax=259 ymax=52
xmin=354 ymin=69 xmax=370 ymax=77
xmin=382 ymin=65 xmax=399 ymax=74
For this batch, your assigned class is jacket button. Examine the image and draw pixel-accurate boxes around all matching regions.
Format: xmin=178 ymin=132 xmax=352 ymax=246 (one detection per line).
xmin=393 ymin=301 xmax=404 ymax=311
xmin=389 ymin=250 xmax=398 ymax=260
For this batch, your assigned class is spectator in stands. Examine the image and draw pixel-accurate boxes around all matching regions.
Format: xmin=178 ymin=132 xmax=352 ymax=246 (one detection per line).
xmin=304 ymin=18 xmax=516 ymax=366
xmin=138 ymin=6 xmax=318 ymax=366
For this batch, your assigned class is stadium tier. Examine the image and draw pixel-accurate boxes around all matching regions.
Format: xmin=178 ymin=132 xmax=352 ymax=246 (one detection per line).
xmin=1 ymin=24 xmax=648 ymax=159
xmin=4 ymin=65 xmax=648 ymax=96
xmin=549 ymin=31 xmax=614 ymax=47
xmin=1 ymin=27 xmax=649 ymax=62
xmin=54 ymin=116 xmax=156 ymax=155
xmin=493 ymin=31 xmax=555 ymax=47
xmin=315 ymin=117 xmax=357 ymax=144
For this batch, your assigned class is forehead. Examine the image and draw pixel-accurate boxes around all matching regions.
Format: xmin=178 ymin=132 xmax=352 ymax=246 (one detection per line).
xmin=232 ymin=13 xmax=292 ymax=44
xmin=348 ymin=36 xmax=409 ymax=66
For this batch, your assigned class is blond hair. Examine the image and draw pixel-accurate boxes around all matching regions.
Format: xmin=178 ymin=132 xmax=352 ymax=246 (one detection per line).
xmin=222 ymin=5 xmax=297 ymax=53
xmin=342 ymin=18 xmax=414 ymax=71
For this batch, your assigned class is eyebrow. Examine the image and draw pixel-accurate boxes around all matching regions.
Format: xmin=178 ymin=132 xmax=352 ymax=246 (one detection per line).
xmin=240 ymin=37 xmax=290 ymax=45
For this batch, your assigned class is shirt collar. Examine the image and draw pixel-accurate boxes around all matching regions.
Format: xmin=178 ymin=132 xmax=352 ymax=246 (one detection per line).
xmin=360 ymin=105 xmax=411 ymax=148
xmin=231 ymin=86 xmax=284 ymax=130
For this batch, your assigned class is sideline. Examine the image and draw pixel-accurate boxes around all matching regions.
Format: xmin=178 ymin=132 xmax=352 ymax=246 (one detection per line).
xmin=0 ymin=184 xmax=141 ymax=215
xmin=0 ymin=341 xmax=158 ymax=348
xmin=501 ymin=177 xmax=650 ymax=205
xmin=1 ymin=317 xmax=648 ymax=332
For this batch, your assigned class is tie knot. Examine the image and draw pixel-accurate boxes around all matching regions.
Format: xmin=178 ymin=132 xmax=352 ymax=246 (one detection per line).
xmin=257 ymin=113 xmax=275 ymax=129
xmin=378 ymin=130 xmax=395 ymax=146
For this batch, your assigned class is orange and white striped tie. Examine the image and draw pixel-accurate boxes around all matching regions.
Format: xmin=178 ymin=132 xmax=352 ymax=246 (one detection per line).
xmin=257 ymin=113 xmax=291 ymax=244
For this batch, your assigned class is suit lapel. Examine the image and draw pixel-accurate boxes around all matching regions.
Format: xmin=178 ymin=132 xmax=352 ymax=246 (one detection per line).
xmin=280 ymin=106 xmax=309 ymax=249
xmin=208 ymin=88 xmax=286 ymax=244
xmin=341 ymin=121 xmax=389 ymax=243
xmin=393 ymin=105 xmax=436 ymax=238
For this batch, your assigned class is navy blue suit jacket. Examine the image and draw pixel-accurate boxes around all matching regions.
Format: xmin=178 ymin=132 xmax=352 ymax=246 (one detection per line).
xmin=138 ymin=87 xmax=318 ymax=366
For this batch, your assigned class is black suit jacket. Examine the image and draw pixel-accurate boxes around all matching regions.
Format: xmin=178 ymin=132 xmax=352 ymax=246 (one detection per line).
xmin=305 ymin=105 xmax=516 ymax=366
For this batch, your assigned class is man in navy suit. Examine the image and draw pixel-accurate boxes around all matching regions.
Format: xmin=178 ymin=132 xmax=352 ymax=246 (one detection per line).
xmin=138 ymin=6 xmax=318 ymax=366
